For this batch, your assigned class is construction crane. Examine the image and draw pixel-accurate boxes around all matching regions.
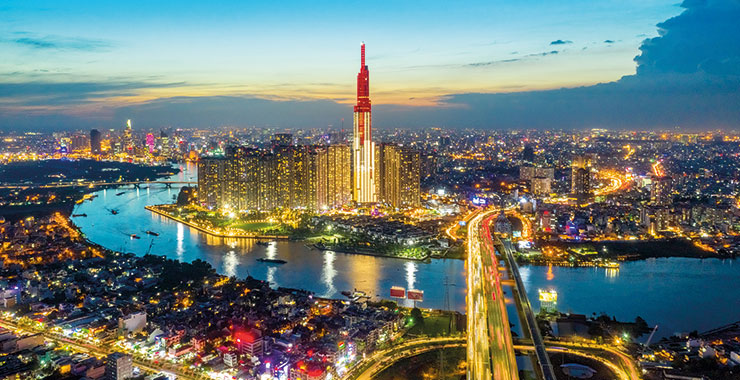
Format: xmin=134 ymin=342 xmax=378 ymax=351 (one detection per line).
xmin=642 ymin=325 xmax=659 ymax=356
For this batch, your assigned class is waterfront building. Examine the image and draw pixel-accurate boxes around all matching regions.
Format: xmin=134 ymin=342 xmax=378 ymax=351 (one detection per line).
xmin=197 ymin=156 xmax=226 ymax=209
xmin=198 ymin=143 xmax=352 ymax=212
xmin=353 ymin=43 xmax=376 ymax=204
xmin=375 ymin=144 xmax=421 ymax=208
xmin=319 ymin=144 xmax=352 ymax=210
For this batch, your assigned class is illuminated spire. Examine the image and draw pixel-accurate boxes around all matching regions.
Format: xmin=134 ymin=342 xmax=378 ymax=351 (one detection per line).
xmin=361 ymin=42 xmax=365 ymax=68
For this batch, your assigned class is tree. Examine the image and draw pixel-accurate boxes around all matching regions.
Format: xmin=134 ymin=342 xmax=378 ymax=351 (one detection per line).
xmin=410 ymin=307 xmax=424 ymax=326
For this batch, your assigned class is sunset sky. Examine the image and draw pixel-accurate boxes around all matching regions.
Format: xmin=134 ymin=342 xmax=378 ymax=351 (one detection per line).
xmin=1 ymin=0 xmax=738 ymax=130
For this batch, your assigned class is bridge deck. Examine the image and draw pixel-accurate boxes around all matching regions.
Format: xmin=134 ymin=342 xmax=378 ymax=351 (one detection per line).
xmin=467 ymin=210 xmax=519 ymax=380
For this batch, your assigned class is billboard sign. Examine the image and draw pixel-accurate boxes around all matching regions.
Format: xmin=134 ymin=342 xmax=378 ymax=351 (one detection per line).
xmin=390 ymin=286 xmax=406 ymax=298
xmin=407 ymin=289 xmax=424 ymax=301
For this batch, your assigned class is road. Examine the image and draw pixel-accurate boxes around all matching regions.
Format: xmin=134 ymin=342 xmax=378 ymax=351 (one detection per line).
xmin=345 ymin=337 xmax=466 ymax=380
xmin=497 ymin=238 xmax=557 ymax=380
xmin=346 ymin=335 xmax=640 ymax=380
xmin=0 ymin=317 xmax=201 ymax=380
xmin=0 ymin=180 xmax=196 ymax=189
xmin=467 ymin=209 xmax=519 ymax=380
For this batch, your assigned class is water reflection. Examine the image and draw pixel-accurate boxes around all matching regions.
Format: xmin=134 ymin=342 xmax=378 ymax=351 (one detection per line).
xmin=176 ymin=223 xmax=185 ymax=260
xmin=266 ymin=267 xmax=278 ymax=288
xmin=403 ymin=261 xmax=418 ymax=308
xmin=224 ymin=250 xmax=238 ymax=278
xmin=266 ymin=242 xmax=277 ymax=259
xmin=546 ymin=264 xmax=554 ymax=281
xmin=321 ymin=251 xmax=337 ymax=298
xmin=605 ymin=268 xmax=619 ymax=280
xmin=72 ymin=163 xmax=468 ymax=312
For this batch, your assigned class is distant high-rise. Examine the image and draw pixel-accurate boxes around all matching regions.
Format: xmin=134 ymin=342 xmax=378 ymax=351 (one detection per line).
xmin=571 ymin=155 xmax=593 ymax=201
xmin=272 ymin=133 xmax=293 ymax=147
xmin=651 ymin=162 xmax=672 ymax=206
xmin=146 ymin=133 xmax=155 ymax=153
xmin=90 ymin=129 xmax=101 ymax=154
xmin=522 ymin=145 xmax=535 ymax=163
xmin=521 ymin=165 xmax=554 ymax=196
xmin=105 ymin=353 xmax=132 ymax=380
xmin=353 ymin=43 xmax=376 ymax=203
xmin=123 ymin=119 xmax=134 ymax=152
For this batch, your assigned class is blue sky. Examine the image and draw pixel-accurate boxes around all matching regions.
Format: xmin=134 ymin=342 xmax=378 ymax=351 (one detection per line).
xmin=1 ymin=0 xmax=738 ymax=130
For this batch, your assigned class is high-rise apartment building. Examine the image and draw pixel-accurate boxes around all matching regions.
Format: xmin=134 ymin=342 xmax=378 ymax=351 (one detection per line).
xmin=521 ymin=165 xmax=554 ymax=196
xmin=198 ymin=143 xmax=353 ymax=212
xmin=375 ymin=144 xmax=421 ymax=209
xmin=353 ymin=43 xmax=376 ymax=203
xmin=318 ymin=145 xmax=352 ymax=210
xmin=197 ymin=156 xmax=226 ymax=209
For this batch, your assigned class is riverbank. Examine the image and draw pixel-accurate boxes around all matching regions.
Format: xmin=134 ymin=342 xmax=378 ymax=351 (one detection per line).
xmin=145 ymin=204 xmax=291 ymax=239
xmin=518 ymin=238 xmax=736 ymax=268
xmin=311 ymin=242 xmax=431 ymax=262
xmin=148 ymin=203 xmax=435 ymax=262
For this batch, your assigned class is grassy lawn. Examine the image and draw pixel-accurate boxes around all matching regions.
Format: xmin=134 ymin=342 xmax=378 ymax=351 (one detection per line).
xmin=408 ymin=314 xmax=454 ymax=336
xmin=229 ymin=221 xmax=276 ymax=231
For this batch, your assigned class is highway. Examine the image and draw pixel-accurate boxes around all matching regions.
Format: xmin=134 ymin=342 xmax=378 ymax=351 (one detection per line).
xmin=496 ymin=239 xmax=557 ymax=380
xmin=345 ymin=335 xmax=640 ymax=380
xmin=344 ymin=337 xmax=466 ymax=380
xmin=467 ymin=209 xmax=519 ymax=380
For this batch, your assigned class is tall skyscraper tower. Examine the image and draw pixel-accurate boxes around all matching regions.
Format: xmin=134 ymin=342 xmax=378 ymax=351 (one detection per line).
xmin=571 ymin=154 xmax=593 ymax=202
xmin=90 ymin=129 xmax=101 ymax=154
xmin=123 ymin=119 xmax=134 ymax=152
xmin=353 ymin=43 xmax=376 ymax=203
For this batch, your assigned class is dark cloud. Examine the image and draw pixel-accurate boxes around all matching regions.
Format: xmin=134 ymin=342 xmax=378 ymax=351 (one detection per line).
xmin=392 ymin=0 xmax=740 ymax=130
xmin=0 ymin=81 xmax=185 ymax=107
xmin=465 ymin=50 xmax=558 ymax=67
xmin=465 ymin=58 xmax=521 ymax=67
xmin=550 ymin=39 xmax=573 ymax=45
xmin=5 ymin=33 xmax=112 ymax=51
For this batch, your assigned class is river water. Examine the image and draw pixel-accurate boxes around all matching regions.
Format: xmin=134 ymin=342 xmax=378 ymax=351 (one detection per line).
xmin=72 ymin=163 xmax=740 ymax=338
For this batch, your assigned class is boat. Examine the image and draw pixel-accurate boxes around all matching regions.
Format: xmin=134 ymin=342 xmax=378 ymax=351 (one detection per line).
xmin=130 ymin=234 xmax=141 ymax=239
xmin=72 ymin=213 xmax=87 ymax=217
xmin=145 ymin=231 xmax=160 ymax=236
xmin=341 ymin=289 xmax=369 ymax=301
xmin=603 ymin=261 xmax=620 ymax=269
xmin=256 ymin=258 xmax=287 ymax=264
xmin=256 ymin=241 xmax=273 ymax=247
xmin=116 ymin=192 xmax=126 ymax=196
xmin=111 ymin=209 xmax=118 ymax=215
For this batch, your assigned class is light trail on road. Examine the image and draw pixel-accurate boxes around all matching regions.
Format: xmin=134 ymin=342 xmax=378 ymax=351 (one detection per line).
xmin=467 ymin=209 xmax=519 ymax=380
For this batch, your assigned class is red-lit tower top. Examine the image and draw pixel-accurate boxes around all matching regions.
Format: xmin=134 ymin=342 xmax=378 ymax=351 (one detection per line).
xmin=355 ymin=43 xmax=371 ymax=112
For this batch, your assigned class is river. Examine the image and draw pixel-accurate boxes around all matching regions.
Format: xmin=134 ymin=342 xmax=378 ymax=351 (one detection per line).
xmin=72 ymin=162 xmax=740 ymax=338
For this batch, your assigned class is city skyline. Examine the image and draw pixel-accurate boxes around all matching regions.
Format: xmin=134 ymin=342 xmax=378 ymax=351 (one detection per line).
xmin=1 ymin=0 xmax=739 ymax=131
